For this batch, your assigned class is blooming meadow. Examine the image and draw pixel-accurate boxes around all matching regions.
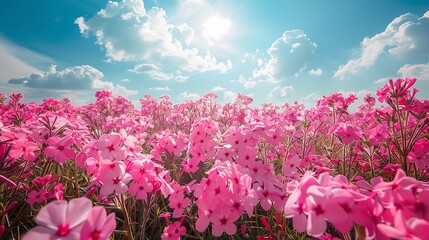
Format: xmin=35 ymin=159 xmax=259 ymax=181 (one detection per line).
xmin=1 ymin=78 xmax=428 ymax=240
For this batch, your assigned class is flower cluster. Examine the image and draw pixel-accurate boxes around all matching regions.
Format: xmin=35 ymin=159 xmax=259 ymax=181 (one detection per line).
xmin=0 ymin=78 xmax=428 ymax=239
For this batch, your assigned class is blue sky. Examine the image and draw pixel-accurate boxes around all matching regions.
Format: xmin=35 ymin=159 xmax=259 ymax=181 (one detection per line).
xmin=1 ymin=0 xmax=428 ymax=106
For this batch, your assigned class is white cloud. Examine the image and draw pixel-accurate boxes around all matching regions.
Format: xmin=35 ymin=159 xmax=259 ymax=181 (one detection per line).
xmin=211 ymin=86 xmax=225 ymax=92
xmin=253 ymin=30 xmax=317 ymax=82
xmin=9 ymin=65 xmax=102 ymax=90
xmin=174 ymin=75 xmax=189 ymax=82
xmin=398 ymin=62 xmax=429 ymax=81
xmin=93 ymin=79 xmax=138 ymax=97
xmin=75 ymin=0 xmax=231 ymax=73
xmin=210 ymin=86 xmax=236 ymax=102
xmin=0 ymin=37 xmax=52 ymax=82
xmin=129 ymin=63 xmax=174 ymax=80
xmin=237 ymin=74 xmax=257 ymax=89
xmin=129 ymin=63 xmax=189 ymax=82
xmin=179 ymin=92 xmax=200 ymax=100
xmin=374 ymin=77 xmax=392 ymax=84
xmin=8 ymin=64 xmax=137 ymax=96
xmin=309 ymin=68 xmax=323 ymax=76
xmin=150 ymin=87 xmax=171 ymax=91
xmin=267 ymin=86 xmax=294 ymax=99
xmin=335 ymin=11 xmax=429 ymax=79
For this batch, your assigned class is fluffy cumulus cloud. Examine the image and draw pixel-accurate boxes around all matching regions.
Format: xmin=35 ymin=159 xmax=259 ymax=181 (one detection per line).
xmin=129 ymin=63 xmax=174 ymax=80
xmin=129 ymin=63 xmax=189 ymax=82
xmin=253 ymin=30 xmax=317 ymax=82
xmin=398 ymin=62 xmax=429 ymax=81
xmin=179 ymin=92 xmax=200 ymax=100
xmin=309 ymin=68 xmax=323 ymax=76
xmin=335 ymin=10 xmax=429 ymax=79
xmin=237 ymin=74 xmax=257 ymax=89
xmin=8 ymin=65 xmax=137 ymax=96
xmin=150 ymin=87 xmax=171 ymax=91
xmin=211 ymin=86 xmax=236 ymax=102
xmin=267 ymin=86 xmax=294 ymax=99
xmin=75 ymin=0 xmax=231 ymax=73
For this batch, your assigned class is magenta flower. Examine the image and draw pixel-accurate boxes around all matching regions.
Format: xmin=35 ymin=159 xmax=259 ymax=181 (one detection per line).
xmin=44 ymin=136 xmax=75 ymax=163
xmin=378 ymin=210 xmax=429 ymax=240
xmin=211 ymin=208 xmax=240 ymax=237
xmin=23 ymin=197 xmax=92 ymax=240
xmin=303 ymin=186 xmax=347 ymax=237
xmin=27 ymin=189 xmax=49 ymax=205
xmin=161 ymin=221 xmax=186 ymax=240
xmin=95 ymin=133 xmax=126 ymax=161
xmin=9 ymin=139 xmax=38 ymax=161
xmin=80 ymin=206 xmax=116 ymax=240
xmin=374 ymin=168 xmax=418 ymax=207
xmin=99 ymin=161 xmax=132 ymax=196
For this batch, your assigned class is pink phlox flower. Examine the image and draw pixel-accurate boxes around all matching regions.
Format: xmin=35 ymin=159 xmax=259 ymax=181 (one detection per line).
xmin=407 ymin=139 xmax=429 ymax=169
xmin=366 ymin=124 xmax=389 ymax=145
xmin=44 ymin=135 xmax=76 ymax=163
xmin=168 ymin=188 xmax=191 ymax=218
xmin=129 ymin=156 xmax=157 ymax=182
xmin=374 ymin=168 xmax=419 ymax=207
xmin=80 ymin=206 xmax=116 ymax=240
xmin=98 ymin=161 xmax=131 ymax=196
xmin=378 ymin=209 xmax=429 ymax=240
xmin=27 ymin=189 xmax=49 ymax=205
xmin=95 ymin=133 xmax=125 ymax=160
xmin=129 ymin=177 xmax=153 ymax=200
xmin=284 ymin=172 xmax=319 ymax=233
xmin=9 ymin=138 xmax=38 ymax=161
xmin=86 ymin=157 xmax=112 ymax=178
xmin=211 ymin=207 xmax=240 ymax=237
xmin=282 ymin=155 xmax=302 ymax=178
xmin=330 ymin=123 xmax=362 ymax=144
xmin=236 ymin=146 xmax=257 ymax=166
xmin=161 ymin=221 xmax=186 ymax=240
xmin=23 ymin=197 xmax=92 ymax=240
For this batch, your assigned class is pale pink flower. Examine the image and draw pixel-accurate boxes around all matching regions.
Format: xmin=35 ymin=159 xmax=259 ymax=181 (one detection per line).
xmin=211 ymin=208 xmax=240 ymax=237
xmin=96 ymin=133 xmax=125 ymax=160
xmin=378 ymin=210 xmax=429 ymax=240
xmin=23 ymin=197 xmax=92 ymax=240
xmin=99 ymin=161 xmax=131 ymax=196
xmin=44 ymin=136 xmax=75 ymax=163
xmin=80 ymin=206 xmax=116 ymax=240
xmin=9 ymin=139 xmax=38 ymax=161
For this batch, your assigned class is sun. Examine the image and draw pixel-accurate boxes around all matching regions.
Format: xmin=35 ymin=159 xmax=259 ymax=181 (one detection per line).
xmin=203 ymin=14 xmax=231 ymax=43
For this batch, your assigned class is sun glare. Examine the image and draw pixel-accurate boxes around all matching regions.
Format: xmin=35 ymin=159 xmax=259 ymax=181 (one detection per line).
xmin=203 ymin=14 xmax=231 ymax=41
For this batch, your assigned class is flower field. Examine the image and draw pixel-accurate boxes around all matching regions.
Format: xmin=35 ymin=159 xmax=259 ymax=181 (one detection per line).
xmin=1 ymin=78 xmax=428 ymax=239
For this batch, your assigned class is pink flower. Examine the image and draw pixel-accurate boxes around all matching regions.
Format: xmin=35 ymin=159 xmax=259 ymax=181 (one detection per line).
xmin=9 ymin=139 xmax=38 ymax=161
xmin=129 ymin=177 xmax=153 ymax=200
xmin=23 ymin=197 xmax=92 ymax=240
xmin=303 ymin=186 xmax=347 ymax=237
xmin=168 ymin=190 xmax=191 ymax=218
xmin=211 ymin=208 xmax=240 ymax=237
xmin=27 ymin=189 xmax=49 ymax=205
xmin=161 ymin=221 xmax=186 ymax=240
xmin=99 ymin=161 xmax=132 ymax=196
xmin=44 ymin=136 xmax=75 ymax=163
xmin=80 ymin=206 xmax=116 ymax=240
xmin=96 ymin=133 xmax=126 ymax=161
xmin=378 ymin=210 xmax=429 ymax=240
xmin=374 ymin=168 xmax=418 ymax=207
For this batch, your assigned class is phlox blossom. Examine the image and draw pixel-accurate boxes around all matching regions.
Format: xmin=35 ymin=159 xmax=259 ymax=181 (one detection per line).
xmin=80 ymin=206 xmax=116 ymax=240
xmin=44 ymin=136 xmax=75 ymax=163
xmin=23 ymin=197 xmax=92 ymax=240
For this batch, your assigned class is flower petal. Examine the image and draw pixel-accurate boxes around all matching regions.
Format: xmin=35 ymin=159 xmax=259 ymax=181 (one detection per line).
xmin=67 ymin=197 xmax=93 ymax=228
xmin=35 ymin=200 xmax=68 ymax=228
